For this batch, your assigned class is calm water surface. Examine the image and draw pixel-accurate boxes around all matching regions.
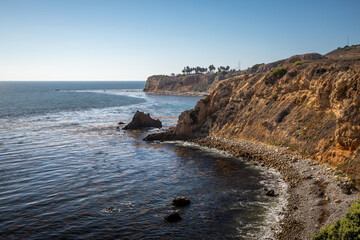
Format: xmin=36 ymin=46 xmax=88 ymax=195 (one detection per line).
xmin=0 ymin=81 xmax=286 ymax=239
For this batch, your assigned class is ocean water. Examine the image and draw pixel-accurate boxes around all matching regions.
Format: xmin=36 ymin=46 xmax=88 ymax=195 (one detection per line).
xmin=0 ymin=81 xmax=286 ymax=239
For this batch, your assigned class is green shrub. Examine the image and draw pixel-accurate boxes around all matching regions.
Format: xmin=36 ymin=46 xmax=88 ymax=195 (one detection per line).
xmin=150 ymin=74 xmax=169 ymax=79
xmin=200 ymin=95 xmax=210 ymax=104
xmin=271 ymin=67 xmax=287 ymax=78
xmin=312 ymin=200 xmax=360 ymax=240
xmin=251 ymin=63 xmax=265 ymax=72
xmin=272 ymin=94 xmax=278 ymax=100
xmin=294 ymin=61 xmax=303 ymax=66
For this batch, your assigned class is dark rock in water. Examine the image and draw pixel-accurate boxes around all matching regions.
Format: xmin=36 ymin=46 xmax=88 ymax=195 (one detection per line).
xmin=118 ymin=121 xmax=125 ymax=125
xmin=143 ymin=128 xmax=177 ymax=141
xmin=266 ymin=190 xmax=278 ymax=197
xmin=164 ymin=212 xmax=182 ymax=222
xmin=172 ymin=196 xmax=191 ymax=207
xmin=105 ymin=207 xmax=115 ymax=211
xmin=103 ymin=207 xmax=117 ymax=213
xmin=123 ymin=111 xmax=162 ymax=130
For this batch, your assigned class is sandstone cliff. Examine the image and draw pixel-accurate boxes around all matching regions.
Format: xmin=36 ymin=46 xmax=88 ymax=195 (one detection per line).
xmin=144 ymin=53 xmax=326 ymax=95
xmin=144 ymin=71 xmax=241 ymax=94
xmin=146 ymin=45 xmax=360 ymax=182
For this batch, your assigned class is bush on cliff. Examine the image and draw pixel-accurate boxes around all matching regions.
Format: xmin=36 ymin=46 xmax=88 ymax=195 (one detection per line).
xmin=200 ymin=95 xmax=210 ymax=104
xmin=251 ymin=63 xmax=265 ymax=72
xmin=312 ymin=200 xmax=360 ymax=240
xmin=151 ymin=74 xmax=168 ymax=79
xmin=271 ymin=67 xmax=287 ymax=78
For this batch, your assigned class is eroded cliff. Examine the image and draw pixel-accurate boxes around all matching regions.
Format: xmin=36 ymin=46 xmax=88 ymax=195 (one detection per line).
xmin=146 ymin=45 xmax=360 ymax=182
xmin=144 ymin=71 xmax=242 ymax=94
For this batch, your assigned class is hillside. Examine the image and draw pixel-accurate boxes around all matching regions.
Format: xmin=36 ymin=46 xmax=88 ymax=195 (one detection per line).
xmin=146 ymin=45 xmax=360 ymax=182
xmin=144 ymin=53 xmax=326 ymax=95
xmin=144 ymin=71 xmax=242 ymax=95
xmin=144 ymin=45 xmax=360 ymax=238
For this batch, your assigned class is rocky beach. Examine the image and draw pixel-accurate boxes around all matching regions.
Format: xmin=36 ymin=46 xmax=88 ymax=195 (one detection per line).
xmin=191 ymin=136 xmax=358 ymax=239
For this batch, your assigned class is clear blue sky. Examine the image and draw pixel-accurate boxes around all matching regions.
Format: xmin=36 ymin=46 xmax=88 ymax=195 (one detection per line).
xmin=0 ymin=0 xmax=359 ymax=81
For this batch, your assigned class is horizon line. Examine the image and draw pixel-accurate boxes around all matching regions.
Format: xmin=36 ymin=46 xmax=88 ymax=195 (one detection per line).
xmin=0 ymin=79 xmax=147 ymax=82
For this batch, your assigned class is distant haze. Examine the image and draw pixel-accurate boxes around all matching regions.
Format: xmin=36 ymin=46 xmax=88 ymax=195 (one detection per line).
xmin=0 ymin=0 xmax=359 ymax=81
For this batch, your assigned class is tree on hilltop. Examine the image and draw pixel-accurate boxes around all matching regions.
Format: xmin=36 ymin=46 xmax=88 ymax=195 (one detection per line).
xmin=209 ymin=65 xmax=215 ymax=72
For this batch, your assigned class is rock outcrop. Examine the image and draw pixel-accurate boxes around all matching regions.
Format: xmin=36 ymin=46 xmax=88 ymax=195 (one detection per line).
xmin=144 ymin=72 xmax=241 ymax=95
xmin=145 ymin=45 xmax=360 ymax=183
xmin=172 ymin=196 xmax=191 ymax=207
xmin=164 ymin=212 xmax=182 ymax=222
xmin=123 ymin=111 xmax=162 ymax=130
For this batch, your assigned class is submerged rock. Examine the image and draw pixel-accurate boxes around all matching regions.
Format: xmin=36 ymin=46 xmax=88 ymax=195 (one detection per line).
xmin=266 ymin=190 xmax=278 ymax=197
xmin=105 ymin=207 xmax=115 ymax=211
xmin=172 ymin=196 xmax=191 ymax=207
xmin=164 ymin=212 xmax=182 ymax=222
xmin=123 ymin=111 xmax=162 ymax=130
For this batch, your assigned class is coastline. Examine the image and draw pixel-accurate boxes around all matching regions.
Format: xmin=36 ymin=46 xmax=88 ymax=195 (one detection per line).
xmin=168 ymin=140 xmax=289 ymax=239
xmin=144 ymin=90 xmax=208 ymax=97
xmin=189 ymin=136 xmax=359 ymax=239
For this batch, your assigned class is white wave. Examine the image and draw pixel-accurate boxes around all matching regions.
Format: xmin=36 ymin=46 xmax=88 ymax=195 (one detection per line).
xmin=60 ymin=89 xmax=147 ymax=99
xmin=255 ymin=168 xmax=288 ymax=239
xmin=165 ymin=140 xmax=289 ymax=240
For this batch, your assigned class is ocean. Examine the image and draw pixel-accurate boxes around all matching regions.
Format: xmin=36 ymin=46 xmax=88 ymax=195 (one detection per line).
xmin=0 ymin=81 xmax=286 ymax=239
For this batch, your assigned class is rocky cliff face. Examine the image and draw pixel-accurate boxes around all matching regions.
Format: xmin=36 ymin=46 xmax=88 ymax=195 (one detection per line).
xmin=144 ymin=54 xmax=325 ymax=95
xmin=144 ymin=71 xmax=241 ymax=94
xmin=147 ymin=45 xmax=360 ymax=182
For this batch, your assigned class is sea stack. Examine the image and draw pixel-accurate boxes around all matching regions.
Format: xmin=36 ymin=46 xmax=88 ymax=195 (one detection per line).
xmin=123 ymin=111 xmax=162 ymax=130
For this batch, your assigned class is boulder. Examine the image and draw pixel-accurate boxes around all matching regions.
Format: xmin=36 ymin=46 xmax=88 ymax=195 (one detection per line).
xmin=172 ymin=196 xmax=191 ymax=207
xmin=164 ymin=212 xmax=182 ymax=222
xmin=123 ymin=111 xmax=162 ymax=130
xmin=266 ymin=190 xmax=278 ymax=197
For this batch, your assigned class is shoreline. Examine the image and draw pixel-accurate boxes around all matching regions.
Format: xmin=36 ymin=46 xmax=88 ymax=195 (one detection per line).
xmin=190 ymin=136 xmax=359 ymax=239
xmin=143 ymin=90 xmax=208 ymax=97
xmin=169 ymin=140 xmax=289 ymax=239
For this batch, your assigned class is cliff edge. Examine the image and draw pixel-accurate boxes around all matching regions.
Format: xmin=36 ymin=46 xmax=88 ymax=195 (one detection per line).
xmin=144 ymin=72 xmax=241 ymax=95
xmin=146 ymin=45 xmax=360 ymax=183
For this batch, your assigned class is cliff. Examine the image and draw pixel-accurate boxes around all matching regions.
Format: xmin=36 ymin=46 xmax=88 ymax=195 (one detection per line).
xmin=144 ymin=71 xmax=242 ymax=95
xmin=146 ymin=45 xmax=360 ymax=182
xmin=144 ymin=53 xmax=326 ymax=95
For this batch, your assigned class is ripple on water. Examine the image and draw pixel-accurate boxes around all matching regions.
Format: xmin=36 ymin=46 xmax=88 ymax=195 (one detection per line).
xmin=0 ymin=93 xmax=285 ymax=240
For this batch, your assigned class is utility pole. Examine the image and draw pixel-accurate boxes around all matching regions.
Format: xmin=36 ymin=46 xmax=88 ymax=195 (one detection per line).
xmin=238 ymin=60 xmax=241 ymax=71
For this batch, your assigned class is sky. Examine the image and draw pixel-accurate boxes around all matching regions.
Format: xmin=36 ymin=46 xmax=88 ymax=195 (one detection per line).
xmin=0 ymin=0 xmax=359 ymax=81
